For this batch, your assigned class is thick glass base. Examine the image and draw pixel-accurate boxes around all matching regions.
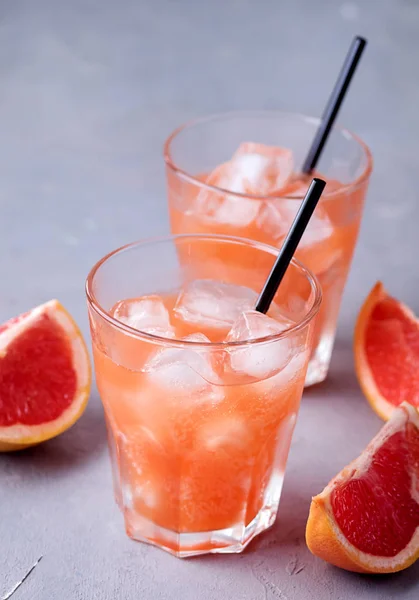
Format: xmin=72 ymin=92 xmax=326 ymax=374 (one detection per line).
xmin=119 ymin=470 xmax=285 ymax=557
xmin=124 ymin=499 xmax=278 ymax=558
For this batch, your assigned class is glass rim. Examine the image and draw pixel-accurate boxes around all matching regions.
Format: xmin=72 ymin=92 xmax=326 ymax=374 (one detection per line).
xmin=85 ymin=233 xmax=322 ymax=349
xmin=163 ymin=109 xmax=373 ymax=201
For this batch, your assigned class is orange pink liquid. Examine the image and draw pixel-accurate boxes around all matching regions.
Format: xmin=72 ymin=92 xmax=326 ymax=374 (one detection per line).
xmin=91 ymin=292 xmax=308 ymax=551
xmin=168 ymin=170 xmax=366 ymax=377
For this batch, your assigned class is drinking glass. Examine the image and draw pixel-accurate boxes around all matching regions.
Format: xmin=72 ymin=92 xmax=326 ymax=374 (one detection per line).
xmin=86 ymin=234 xmax=321 ymax=556
xmin=164 ymin=111 xmax=372 ymax=385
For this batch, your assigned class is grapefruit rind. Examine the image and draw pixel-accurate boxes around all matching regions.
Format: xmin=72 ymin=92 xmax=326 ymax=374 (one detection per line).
xmin=354 ymin=281 xmax=419 ymax=421
xmin=0 ymin=300 xmax=91 ymax=451
xmin=306 ymin=403 xmax=419 ymax=573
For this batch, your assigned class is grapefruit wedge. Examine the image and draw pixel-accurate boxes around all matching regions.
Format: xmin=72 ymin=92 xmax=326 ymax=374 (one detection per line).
xmin=306 ymin=402 xmax=419 ymax=574
xmin=354 ymin=282 xmax=419 ymax=421
xmin=0 ymin=300 xmax=91 ymax=451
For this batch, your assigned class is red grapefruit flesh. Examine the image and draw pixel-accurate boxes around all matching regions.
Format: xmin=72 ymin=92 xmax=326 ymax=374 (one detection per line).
xmin=0 ymin=300 xmax=91 ymax=451
xmin=354 ymin=282 xmax=419 ymax=420
xmin=306 ymin=403 xmax=419 ymax=573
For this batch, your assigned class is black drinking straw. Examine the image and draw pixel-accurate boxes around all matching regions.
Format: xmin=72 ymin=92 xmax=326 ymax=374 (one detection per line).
xmin=255 ymin=178 xmax=326 ymax=314
xmin=302 ymin=35 xmax=367 ymax=175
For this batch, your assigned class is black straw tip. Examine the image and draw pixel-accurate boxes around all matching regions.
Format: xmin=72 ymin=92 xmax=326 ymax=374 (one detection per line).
xmin=355 ymin=35 xmax=367 ymax=46
xmin=311 ymin=177 xmax=326 ymax=189
xmin=301 ymin=35 xmax=367 ymax=175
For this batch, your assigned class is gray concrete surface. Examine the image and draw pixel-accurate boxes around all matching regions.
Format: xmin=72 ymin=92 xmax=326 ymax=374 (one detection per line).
xmin=1 ymin=0 xmax=419 ymax=598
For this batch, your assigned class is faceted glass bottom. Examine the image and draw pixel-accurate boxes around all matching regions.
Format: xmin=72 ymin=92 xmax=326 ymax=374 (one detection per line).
xmin=119 ymin=471 xmax=285 ymax=557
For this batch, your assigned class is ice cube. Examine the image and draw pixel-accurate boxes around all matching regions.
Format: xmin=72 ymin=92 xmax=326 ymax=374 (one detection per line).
xmin=243 ymin=349 xmax=308 ymax=399
xmin=192 ymin=162 xmax=260 ymax=228
xmin=257 ymin=198 xmax=334 ymax=248
xmin=113 ymin=295 xmax=175 ymax=337
xmin=232 ymin=142 xmax=294 ymax=193
xmin=122 ymin=479 xmax=159 ymax=511
xmin=277 ymin=178 xmax=309 ymax=198
xmin=174 ymin=280 xmax=257 ymax=330
xmin=135 ymin=480 xmax=159 ymax=509
xmin=256 ymin=198 xmax=294 ymax=242
xmin=194 ymin=192 xmax=260 ymax=228
xmin=302 ymin=216 xmax=334 ymax=247
xmin=144 ymin=333 xmax=223 ymax=402
xmin=121 ymin=483 xmax=134 ymax=510
xmin=226 ymin=310 xmax=294 ymax=379
xmin=227 ymin=309 xmax=292 ymax=342
xmin=182 ymin=333 xmax=211 ymax=343
xmin=189 ymin=143 xmax=294 ymax=228
xmin=265 ymin=350 xmax=308 ymax=391
xmin=199 ymin=416 xmax=248 ymax=451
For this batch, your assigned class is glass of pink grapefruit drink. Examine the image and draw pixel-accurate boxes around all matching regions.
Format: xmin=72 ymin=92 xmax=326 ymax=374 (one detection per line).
xmin=86 ymin=234 xmax=321 ymax=556
xmin=164 ymin=111 xmax=372 ymax=386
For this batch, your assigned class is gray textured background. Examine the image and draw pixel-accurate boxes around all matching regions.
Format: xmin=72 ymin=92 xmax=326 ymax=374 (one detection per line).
xmin=1 ymin=1 xmax=419 ymax=598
